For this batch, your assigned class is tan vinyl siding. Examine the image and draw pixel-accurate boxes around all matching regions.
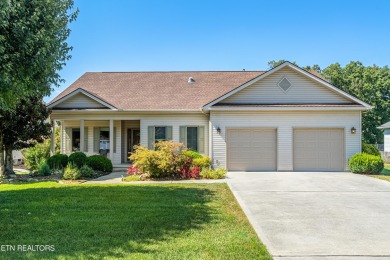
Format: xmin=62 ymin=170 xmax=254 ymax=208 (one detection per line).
xmin=56 ymin=93 xmax=107 ymax=109
xmin=221 ymin=67 xmax=352 ymax=104
xmin=210 ymin=111 xmax=361 ymax=171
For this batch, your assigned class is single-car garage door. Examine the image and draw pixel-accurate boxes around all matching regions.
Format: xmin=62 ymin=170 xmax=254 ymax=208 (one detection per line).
xmin=227 ymin=128 xmax=277 ymax=171
xmin=294 ymin=128 xmax=344 ymax=171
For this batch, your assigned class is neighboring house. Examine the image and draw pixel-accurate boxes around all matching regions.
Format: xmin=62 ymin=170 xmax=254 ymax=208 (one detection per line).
xmin=48 ymin=62 xmax=371 ymax=171
xmin=378 ymin=121 xmax=390 ymax=153
xmin=12 ymin=150 xmax=24 ymax=165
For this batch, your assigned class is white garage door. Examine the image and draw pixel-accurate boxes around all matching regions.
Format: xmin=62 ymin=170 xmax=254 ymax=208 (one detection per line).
xmin=227 ymin=128 xmax=277 ymax=171
xmin=294 ymin=128 xmax=344 ymax=171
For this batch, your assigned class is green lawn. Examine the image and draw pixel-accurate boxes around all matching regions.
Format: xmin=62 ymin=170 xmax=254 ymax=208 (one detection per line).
xmin=0 ymin=182 xmax=271 ymax=259
xmin=381 ymin=164 xmax=390 ymax=176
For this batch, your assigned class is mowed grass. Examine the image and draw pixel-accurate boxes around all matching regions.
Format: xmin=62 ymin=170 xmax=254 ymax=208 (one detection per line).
xmin=0 ymin=182 xmax=271 ymax=259
xmin=381 ymin=164 xmax=390 ymax=176
xmin=370 ymin=164 xmax=390 ymax=182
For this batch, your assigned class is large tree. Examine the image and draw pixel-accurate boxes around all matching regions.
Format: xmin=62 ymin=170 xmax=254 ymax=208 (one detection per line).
xmin=267 ymin=60 xmax=390 ymax=144
xmin=322 ymin=62 xmax=390 ymax=144
xmin=0 ymin=0 xmax=77 ymax=176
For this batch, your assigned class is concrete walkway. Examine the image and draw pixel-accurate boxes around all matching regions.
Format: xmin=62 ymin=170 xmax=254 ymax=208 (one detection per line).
xmin=228 ymin=172 xmax=390 ymax=259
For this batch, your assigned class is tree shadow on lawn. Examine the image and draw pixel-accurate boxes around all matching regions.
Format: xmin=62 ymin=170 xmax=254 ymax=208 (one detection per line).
xmin=0 ymin=184 xmax=217 ymax=259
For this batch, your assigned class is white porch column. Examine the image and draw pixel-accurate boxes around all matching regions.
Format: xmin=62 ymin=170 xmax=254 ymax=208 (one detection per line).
xmin=80 ymin=119 xmax=85 ymax=152
xmin=50 ymin=120 xmax=55 ymax=156
xmin=109 ymin=119 xmax=114 ymax=161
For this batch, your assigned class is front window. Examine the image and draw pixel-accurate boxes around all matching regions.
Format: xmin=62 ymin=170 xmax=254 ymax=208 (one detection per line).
xmin=100 ymin=129 xmax=110 ymax=150
xmin=155 ymin=127 xmax=166 ymax=142
xmin=72 ymin=129 xmax=80 ymax=151
xmin=187 ymin=127 xmax=198 ymax=151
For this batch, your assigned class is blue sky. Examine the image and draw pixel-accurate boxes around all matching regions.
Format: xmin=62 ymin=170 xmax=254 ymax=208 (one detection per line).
xmin=47 ymin=0 xmax=390 ymax=102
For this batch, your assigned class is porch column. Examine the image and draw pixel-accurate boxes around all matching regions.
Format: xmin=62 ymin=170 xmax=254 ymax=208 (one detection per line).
xmin=109 ymin=119 xmax=114 ymax=161
xmin=80 ymin=119 xmax=85 ymax=152
xmin=50 ymin=120 xmax=55 ymax=156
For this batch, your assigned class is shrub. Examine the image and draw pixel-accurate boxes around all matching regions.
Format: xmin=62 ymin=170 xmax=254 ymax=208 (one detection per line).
xmin=201 ymin=168 xmax=227 ymax=179
xmin=183 ymin=150 xmax=203 ymax=159
xmin=63 ymin=162 xmax=81 ymax=180
xmin=362 ymin=143 xmax=380 ymax=156
xmin=127 ymin=165 xmax=142 ymax=176
xmin=37 ymin=159 xmax=51 ymax=176
xmin=349 ymin=153 xmax=384 ymax=175
xmin=47 ymin=154 xmax=68 ymax=170
xmin=68 ymin=152 xmax=87 ymax=168
xmin=124 ymin=175 xmax=141 ymax=182
xmin=79 ymin=165 xmax=95 ymax=178
xmin=22 ymin=139 xmax=50 ymax=171
xmin=193 ymin=157 xmax=211 ymax=169
xmin=130 ymin=141 xmax=187 ymax=178
xmin=86 ymin=155 xmax=113 ymax=173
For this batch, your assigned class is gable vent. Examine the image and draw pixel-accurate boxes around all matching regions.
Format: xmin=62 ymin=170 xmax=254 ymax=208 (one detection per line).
xmin=188 ymin=77 xmax=195 ymax=83
xmin=278 ymin=77 xmax=292 ymax=91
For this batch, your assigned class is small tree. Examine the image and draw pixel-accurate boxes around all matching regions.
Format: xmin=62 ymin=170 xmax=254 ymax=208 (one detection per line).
xmin=0 ymin=96 xmax=51 ymax=176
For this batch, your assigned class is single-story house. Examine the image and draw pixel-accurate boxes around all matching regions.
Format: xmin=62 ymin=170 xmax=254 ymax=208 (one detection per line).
xmin=48 ymin=62 xmax=372 ymax=171
xmin=378 ymin=121 xmax=390 ymax=153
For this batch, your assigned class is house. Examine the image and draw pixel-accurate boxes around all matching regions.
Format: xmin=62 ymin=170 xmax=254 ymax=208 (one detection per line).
xmin=378 ymin=121 xmax=390 ymax=153
xmin=48 ymin=62 xmax=372 ymax=172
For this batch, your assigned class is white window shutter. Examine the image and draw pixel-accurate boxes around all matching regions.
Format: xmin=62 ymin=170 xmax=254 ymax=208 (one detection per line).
xmin=198 ymin=126 xmax=205 ymax=153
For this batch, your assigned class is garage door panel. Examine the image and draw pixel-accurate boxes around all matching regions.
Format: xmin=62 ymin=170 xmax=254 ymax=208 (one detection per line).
xmin=294 ymin=129 xmax=344 ymax=171
xmin=227 ymin=129 xmax=277 ymax=171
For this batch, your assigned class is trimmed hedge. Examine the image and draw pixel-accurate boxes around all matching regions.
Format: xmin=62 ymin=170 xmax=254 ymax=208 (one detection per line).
xmin=68 ymin=152 xmax=87 ymax=168
xmin=362 ymin=143 xmax=380 ymax=156
xmin=349 ymin=153 xmax=384 ymax=175
xmin=86 ymin=155 xmax=113 ymax=173
xmin=47 ymin=154 xmax=68 ymax=169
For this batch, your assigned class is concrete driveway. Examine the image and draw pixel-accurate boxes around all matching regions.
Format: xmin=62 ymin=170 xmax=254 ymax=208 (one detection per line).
xmin=228 ymin=172 xmax=390 ymax=259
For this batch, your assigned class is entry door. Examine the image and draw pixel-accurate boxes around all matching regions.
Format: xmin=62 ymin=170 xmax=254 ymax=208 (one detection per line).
xmin=127 ymin=129 xmax=140 ymax=161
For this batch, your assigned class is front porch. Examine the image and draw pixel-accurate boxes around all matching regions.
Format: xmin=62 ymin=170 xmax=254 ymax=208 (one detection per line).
xmin=51 ymin=119 xmax=140 ymax=165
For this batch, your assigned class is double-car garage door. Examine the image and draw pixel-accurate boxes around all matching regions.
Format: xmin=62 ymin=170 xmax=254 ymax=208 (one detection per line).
xmin=227 ymin=128 xmax=344 ymax=171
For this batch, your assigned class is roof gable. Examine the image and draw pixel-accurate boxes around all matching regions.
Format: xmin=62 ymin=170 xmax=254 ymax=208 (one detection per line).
xmin=203 ymin=62 xmax=372 ymax=109
xmin=48 ymin=88 xmax=116 ymax=110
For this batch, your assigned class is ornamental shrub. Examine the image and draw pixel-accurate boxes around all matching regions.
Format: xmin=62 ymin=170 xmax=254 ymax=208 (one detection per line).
xmin=68 ymin=152 xmax=87 ymax=168
xmin=200 ymin=168 xmax=227 ymax=179
xmin=362 ymin=143 xmax=380 ymax=156
xmin=193 ymin=157 xmax=211 ymax=169
xmin=183 ymin=150 xmax=203 ymax=159
xmin=127 ymin=165 xmax=142 ymax=176
xmin=86 ymin=155 xmax=113 ymax=173
xmin=349 ymin=153 xmax=384 ymax=175
xmin=130 ymin=141 xmax=188 ymax=178
xmin=37 ymin=159 xmax=51 ymax=176
xmin=22 ymin=139 xmax=50 ymax=171
xmin=47 ymin=154 xmax=68 ymax=170
xmin=63 ymin=162 xmax=81 ymax=180
xmin=79 ymin=165 xmax=95 ymax=178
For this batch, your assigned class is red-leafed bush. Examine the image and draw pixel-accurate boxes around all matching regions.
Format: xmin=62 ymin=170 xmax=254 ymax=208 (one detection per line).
xmin=127 ymin=165 xmax=142 ymax=176
xmin=178 ymin=159 xmax=200 ymax=179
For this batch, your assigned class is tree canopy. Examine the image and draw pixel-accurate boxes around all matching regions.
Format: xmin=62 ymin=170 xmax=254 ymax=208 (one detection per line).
xmin=268 ymin=60 xmax=390 ymax=144
xmin=0 ymin=0 xmax=78 ymax=110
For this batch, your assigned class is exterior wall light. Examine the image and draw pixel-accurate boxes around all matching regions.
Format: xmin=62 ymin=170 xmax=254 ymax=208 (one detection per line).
xmin=216 ymin=127 xmax=221 ymax=134
xmin=351 ymin=127 xmax=356 ymax=134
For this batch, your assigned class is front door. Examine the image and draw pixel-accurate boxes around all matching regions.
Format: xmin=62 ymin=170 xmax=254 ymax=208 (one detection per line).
xmin=127 ymin=129 xmax=140 ymax=161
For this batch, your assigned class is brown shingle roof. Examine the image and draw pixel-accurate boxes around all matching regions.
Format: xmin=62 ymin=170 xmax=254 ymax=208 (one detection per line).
xmin=49 ymin=71 xmax=265 ymax=110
